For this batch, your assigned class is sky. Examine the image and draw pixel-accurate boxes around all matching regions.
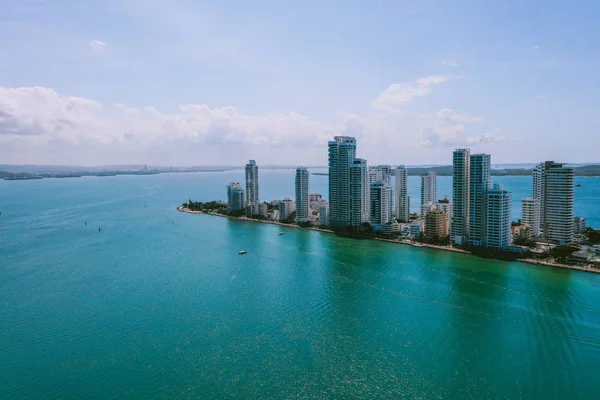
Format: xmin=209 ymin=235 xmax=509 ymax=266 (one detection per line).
xmin=1 ymin=0 xmax=600 ymax=166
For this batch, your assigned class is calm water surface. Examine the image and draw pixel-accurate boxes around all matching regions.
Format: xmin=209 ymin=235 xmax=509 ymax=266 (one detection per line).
xmin=1 ymin=171 xmax=600 ymax=399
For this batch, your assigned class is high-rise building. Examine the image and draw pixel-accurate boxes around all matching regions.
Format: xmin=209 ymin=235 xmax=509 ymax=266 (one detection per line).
xmin=421 ymin=171 xmax=437 ymax=206
xmin=469 ymin=153 xmax=492 ymax=246
xmin=436 ymin=196 xmax=453 ymax=232
xmin=278 ymin=197 xmax=296 ymax=221
xmin=369 ymin=165 xmax=393 ymax=222
xmin=395 ymin=166 xmax=410 ymax=222
xmin=486 ymin=184 xmax=512 ymax=248
xmin=350 ymin=158 xmax=369 ymax=228
xmin=245 ymin=160 xmax=259 ymax=215
xmin=533 ymin=161 xmax=575 ymax=244
xmin=370 ymin=181 xmax=393 ymax=230
xmin=425 ymin=209 xmax=449 ymax=243
xmin=574 ymin=217 xmax=587 ymax=234
xmin=309 ymin=193 xmax=326 ymax=211
xmin=451 ymin=149 xmax=470 ymax=245
xmin=521 ymin=197 xmax=540 ymax=237
xmin=227 ymin=182 xmax=245 ymax=212
xmin=319 ymin=204 xmax=329 ymax=227
xmin=295 ymin=167 xmax=310 ymax=223
xmin=328 ymin=136 xmax=357 ymax=228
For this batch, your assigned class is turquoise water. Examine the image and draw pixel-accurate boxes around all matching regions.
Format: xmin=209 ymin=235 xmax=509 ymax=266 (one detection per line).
xmin=1 ymin=171 xmax=600 ymax=399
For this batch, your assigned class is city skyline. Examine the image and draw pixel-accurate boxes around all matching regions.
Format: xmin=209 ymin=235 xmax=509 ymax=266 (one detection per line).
xmin=2 ymin=1 xmax=600 ymax=165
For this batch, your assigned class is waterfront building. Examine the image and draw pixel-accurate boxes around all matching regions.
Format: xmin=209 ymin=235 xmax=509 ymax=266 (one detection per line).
xmin=350 ymin=158 xmax=370 ymax=228
xmin=259 ymin=202 xmax=268 ymax=217
xmin=395 ymin=166 xmax=410 ymax=222
xmin=227 ymin=182 xmax=245 ymax=212
xmin=278 ymin=197 xmax=296 ymax=221
xmin=469 ymin=153 xmax=492 ymax=246
xmin=382 ymin=220 xmax=401 ymax=236
xmin=421 ymin=171 xmax=437 ymax=206
xmin=421 ymin=202 xmax=435 ymax=219
xmin=425 ymin=209 xmax=449 ymax=243
xmin=328 ymin=136 xmax=356 ymax=228
xmin=309 ymin=193 xmax=326 ymax=211
xmin=295 ymin=167 xmax=310 ymax=223
xmin=245 ymin=160 xmax=260 ymax=215
xmin=370 ymin=181 xmax=393 ymax=230
xmin=486 ymin=184 xmax=512 ymax=249
xmin=319 ymin=204 xmax=329 ymax=227
xmin=574 ymin=217 xmax=587 ymax=234
xmin=521 ymin=197 xmax=540 ymax=237
xmin=451 ymin=149 xmax=470 ymax=245
xmin=436 ymin=196 xmax=453 ymax=232
xmin=533 ymin=161 xmax=575 ymax=244
xmin=410 ymin=222 xmax=423 ymax=240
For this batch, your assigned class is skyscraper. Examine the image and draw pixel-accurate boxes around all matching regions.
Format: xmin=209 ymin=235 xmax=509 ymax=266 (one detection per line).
xmin=421 ymin=171 xmax=437 ymax=206
xmin=370 ymin=181 xmax=392 ymax=229
xmin=521 ymin=197 xmax=540 ymax=237
xmin=328 ymin=136 xmax=356 ymax=229
xmin=395 ymin=166 xmax=410 ymax=222
xmin=245 ymin=160 xmax=259 ymax=215
xmin=533 ymin=161 xmax=574 ymax=244
xmin=227 ymin=182 xmax=245 ymax=213
xmin=295 ymin=167 xmax=310 ymax=223
xmin=486 ymin=184 xmax=512 ymax=248
xmin=350 ymin=158 xmax=369 ymax=228
xmin=451 ymin=149 xmax=470 ymax=245
xmin=468 ymin=153 xmax=492 ymax=246
xmin=369 ymin=165 xmax=393 ymax=222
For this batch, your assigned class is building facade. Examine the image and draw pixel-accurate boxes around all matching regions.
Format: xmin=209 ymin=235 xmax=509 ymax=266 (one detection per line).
xmin=370 ymin=181 xmax=393 ymax=230
xmin=486 ymin=184 xmax=512 ymax=249
xmin=421 ymin=171 xmax=437 ymax=206
xmin=350 ymin=158 xmax=369 ymax=228
xmin=468 ymin=153 xmax=492 ymax=246
xmin=395 ymin=166 xmax=410 ymax=222
xmin=574 ymin=217 xmax=587 ymax=234
xmin=521 ymin=197 xmax=540 ymax=237
xmin=369 ymin=165 xmax=393 ymax=222
xmin=245 ymin=160 xmax=260 ymax=215
xmin=278 ymin=197 xmax=296 ymax=221
xmin=295 ymin=167 xmax=310 ymax=223
xmin=533 ymin=161 xmax=575 ymax=244
xmin=319 ymin=204 xmax=329 ymax=227
xmin=328 ymin=136 xmax=356 ymax=228
xmin=227 ymin=182 xmax=245 ymax=212
xmin=425 ymin=209 xmax=449 ymax=243
xmin=451 ymin=149 xmax=470 ymax=245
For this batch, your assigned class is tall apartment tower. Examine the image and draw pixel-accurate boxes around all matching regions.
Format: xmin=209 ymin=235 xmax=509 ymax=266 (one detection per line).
xmin=451 ymin=149 xmax=470 ymax=245
xmin=468 ymin=153 xmax=492 ymax=246
xmin=328 ymin=136 xmax=357 ymax=229
xmin=245 ymin=160 xmax=259 ymax=215
xmin=227 ymin=182 xmax=245 ymax=212
xmin=295 ymin=167 xmax=310 ymax=223
xmin=421 ymin=171 xmax=437 ymax=205
xmin=486 ymin=184 xmax=512 ymax=248
xmin=533 ymin=162 xmax=575 ymax=244
xmin=395 ymin=166 xmax=410 ymax=222
xmin=369 ymin=165 xmax=393 ymax=222
xmin=370 ymin=181 xmax=393 ymax=229
xmin=350 ymin=158 xmax=370 ymax=228
xmin=521 ymin=197 xmax=541 ymax=237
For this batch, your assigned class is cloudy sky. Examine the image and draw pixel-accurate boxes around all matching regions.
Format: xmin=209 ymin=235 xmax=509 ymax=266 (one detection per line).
xmin=1 ymin=0 xmax=599 ymax=166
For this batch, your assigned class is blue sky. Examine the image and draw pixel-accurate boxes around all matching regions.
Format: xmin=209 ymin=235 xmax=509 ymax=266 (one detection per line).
xmin=1 ymin=0 xmax=599 ymax=166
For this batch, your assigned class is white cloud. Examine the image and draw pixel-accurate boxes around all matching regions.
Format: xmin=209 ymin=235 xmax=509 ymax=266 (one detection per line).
xmin=371 ymin=75 xmax=453 ymax=111
xmin=89 ymin=39 xmax=107 ymax=53
xmin=537 ymin=94 xmax=548 ymax=99
xmin=442 ymin=60 xmax=459 ymax=67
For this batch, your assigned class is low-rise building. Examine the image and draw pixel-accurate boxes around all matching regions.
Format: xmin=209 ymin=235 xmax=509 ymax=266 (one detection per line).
xmin=259 ymin=203 xmax=268 ymax=217
xmin=574 ymin=217 xmax=587 ymax=234
xmin=425 ymin=209 xmax=449 ymax=243
xmin=278 ymin=198 xmax=296 ymax=221
xmin=410 ymin=222 xmax=423 ymax=240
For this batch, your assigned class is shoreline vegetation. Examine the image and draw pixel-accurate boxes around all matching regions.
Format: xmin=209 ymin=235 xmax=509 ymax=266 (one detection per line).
xmin=176 ymin=206 xmax=600 ymax=275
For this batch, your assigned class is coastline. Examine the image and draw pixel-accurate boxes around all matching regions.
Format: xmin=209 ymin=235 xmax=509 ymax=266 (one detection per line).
xmin=177 ymin=206 xmax=600 ymax=275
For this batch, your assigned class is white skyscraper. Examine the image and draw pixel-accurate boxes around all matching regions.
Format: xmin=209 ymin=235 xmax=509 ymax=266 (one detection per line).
xmin=421 ymin=171 xmax=437 ymax=206
xmin=295 ymin=167 xmax=310 ymax=223
xmin=486 ymin=184 xmax=512 ymax=248
xmin=451 ymin=149 xmax=470 ymax=245
xmin=469 ymin=153 xmax=492 ymax=246
xmin=395 ymin=166 xmax=410 ymax=222
xmin=521 ymin=197 xmax=541 ymax=237
xmin=245 ymin=160 xmax=259 ymax=215
xmin=350 ymin=158 xmax=369 ymax=228
xmin=533 ymin=161 xmax=574 ymax=244
xmin=278 ymin=197 xmax=296 ymax=221
xmin=227 ymin=182 xmax=245 ymax=213
xmin=370 ymin=181 xmax=392 ymax=229
xmin=328 ymin=136 xmax=357 ymax=229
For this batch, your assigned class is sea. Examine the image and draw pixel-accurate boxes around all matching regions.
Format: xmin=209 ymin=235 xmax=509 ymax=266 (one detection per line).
xmin=1 ymin=170 xmax=600 ymax=399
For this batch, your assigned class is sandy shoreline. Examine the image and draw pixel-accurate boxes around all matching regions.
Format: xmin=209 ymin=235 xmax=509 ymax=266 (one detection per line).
xmin=177 ymin=206 xmax=600 ymax=275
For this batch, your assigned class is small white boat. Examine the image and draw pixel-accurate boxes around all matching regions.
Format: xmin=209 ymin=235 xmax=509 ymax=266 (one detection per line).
xmin=239 ymin=250 xmax=247 ymax=255
xmin=278 ymin=232 xmax=285 ymax=236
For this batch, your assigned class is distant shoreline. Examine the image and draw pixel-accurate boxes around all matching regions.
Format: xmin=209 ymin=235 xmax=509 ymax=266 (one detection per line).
xmin=176 ymin=206 xmax=600 ymax=275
